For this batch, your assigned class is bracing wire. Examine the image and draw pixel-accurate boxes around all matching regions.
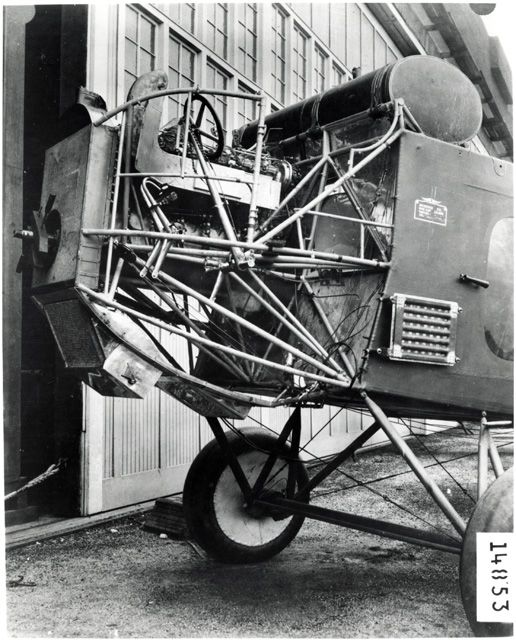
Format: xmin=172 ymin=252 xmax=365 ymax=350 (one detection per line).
xmin=233 ymin=413 xmax=463 ymax=543
xmin=311 ymin=451 xmax=475 ymax=498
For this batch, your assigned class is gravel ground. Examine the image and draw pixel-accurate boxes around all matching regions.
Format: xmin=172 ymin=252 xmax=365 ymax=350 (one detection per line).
xmin=5 ymin=427 xmax=513 ymax=638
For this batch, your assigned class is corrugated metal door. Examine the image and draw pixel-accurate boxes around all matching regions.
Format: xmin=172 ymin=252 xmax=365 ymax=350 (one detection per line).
xmin=101 ymin=340 xmax=202 ymax=511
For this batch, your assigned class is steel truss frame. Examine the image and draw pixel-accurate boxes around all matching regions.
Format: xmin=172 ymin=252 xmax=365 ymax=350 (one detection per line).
xmin=78 ymin=86 xmax=511 ymax=553
xmin=82 ymin=86 xmax=408 ymax=406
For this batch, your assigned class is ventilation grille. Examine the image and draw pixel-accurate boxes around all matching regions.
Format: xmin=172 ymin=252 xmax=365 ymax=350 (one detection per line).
xmin=388 ymin=294 xmax=459 ymax=366
xmin=37 ymin=297 xmax=104 ymax=369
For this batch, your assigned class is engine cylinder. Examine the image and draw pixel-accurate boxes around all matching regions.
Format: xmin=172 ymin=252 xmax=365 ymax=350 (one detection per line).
xmin=237 ymin=55 xmax=482 ymax=147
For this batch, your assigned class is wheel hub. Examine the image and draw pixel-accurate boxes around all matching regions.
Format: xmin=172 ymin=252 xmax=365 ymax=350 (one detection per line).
xmin=245 ymin=490 xmax=291 ymax=521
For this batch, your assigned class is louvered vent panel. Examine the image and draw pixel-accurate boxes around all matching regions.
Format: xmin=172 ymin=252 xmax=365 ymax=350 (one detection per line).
xmin=388 ymin=294 xmax=459 ymax=366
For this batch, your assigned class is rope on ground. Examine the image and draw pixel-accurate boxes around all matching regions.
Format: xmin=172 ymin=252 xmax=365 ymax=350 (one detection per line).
xmin=4 ymin=459 xmax=66 ymax=501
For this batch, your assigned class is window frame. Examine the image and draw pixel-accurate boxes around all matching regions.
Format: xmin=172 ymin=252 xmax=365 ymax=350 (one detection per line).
xmin=271 ymin=3 xmax=288 ymax=104
xmin=292 ymin=23 xmax=309 ymax=103
xmin=236 ymin=80 xmax=259 ymax=129
xmin=166 ymin=32 xmax=198 ymax=121
xmin=113 ymin=2 xmax=404 ymax=136
xmin=205 ymin=2 xmax=229 ymax=59
xmin=171 ymin=3 xmax=196 ymax=33
xmin=236 ymin=3 xmax=258 ymax=83
xmin=122 ymin=4 xmax=159 ymax=100
xmin=205 ymin=59 xmax=231 ymax=141
xmin=313 ymin=43 xmax=328 ymax=94
xmin=331 ymin=61 xmax=350 ymax=88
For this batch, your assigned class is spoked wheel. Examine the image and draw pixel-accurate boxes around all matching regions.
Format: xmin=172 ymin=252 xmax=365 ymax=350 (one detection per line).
xmin=183 ymin=427 xmax=308 ymax=563
xmin=460 ymin=467 xmax=513 ymax=637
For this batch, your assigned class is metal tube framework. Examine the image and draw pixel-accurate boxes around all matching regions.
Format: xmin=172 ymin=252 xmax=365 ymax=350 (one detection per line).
xmin=84 ymin=87 xmax=409 ymax=417
xmin=77 ymin=284 xmax=352 ymax=389
xmin=82 ymin=86 xmax=486 ymax=557
xmin=204 ymin=403 xmax=464 ymax=555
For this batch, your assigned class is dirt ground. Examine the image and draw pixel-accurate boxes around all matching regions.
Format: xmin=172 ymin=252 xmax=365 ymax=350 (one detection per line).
xmin=4 ymin=427 xmax=513 ymax=638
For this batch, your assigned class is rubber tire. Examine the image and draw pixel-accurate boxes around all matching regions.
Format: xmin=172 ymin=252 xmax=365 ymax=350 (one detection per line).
xmin=460 ymin=467 xmax=513 ymax=637
xmin=183 ymin=427 xmax=308 ymax=563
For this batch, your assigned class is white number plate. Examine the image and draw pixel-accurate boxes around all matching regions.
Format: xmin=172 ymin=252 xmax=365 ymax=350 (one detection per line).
xmin=476 ymin=532 xmax=514 ymax=623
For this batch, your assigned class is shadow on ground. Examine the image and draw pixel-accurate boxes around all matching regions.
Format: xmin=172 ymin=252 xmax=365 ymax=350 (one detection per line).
xmin=5 ymin=427 xmax=513 ymax=638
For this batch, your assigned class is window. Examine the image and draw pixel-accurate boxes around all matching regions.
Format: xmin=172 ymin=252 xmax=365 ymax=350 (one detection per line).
xmin=167 ymin=35 xmax=196 ymax=120
xmin=313 ymin=45 xmax=327 ymax=94
xmin=166 ymin=3 xmax=195 ymax=32
xmin=237 ymin=4 xmax=258 ymax=82
xmin=206 ymin=62 xmax=229 ymax=139
xmin=331 ymin=63 xmax=347 ymax=88
xmin=292 ymin=26 xmax=308 ymax=102
xmin=206 ymin=3 xmax=228 ymax=59
xmin=236 ymin=82 xmax=257 ymax=129
xmin=124 ymin=6 xmax=157 ymax=97
xmin=484 ymin=217 xmax=513 ymax=361
xmin=386 ymin=46 xmax=398 ymax=64
xmin=271 ymin=5 xmax=287 ymax=104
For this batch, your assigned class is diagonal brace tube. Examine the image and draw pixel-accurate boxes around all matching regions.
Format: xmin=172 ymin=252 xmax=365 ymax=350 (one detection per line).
xmin=246 ymin=270 xmax=337 ymax=363
xmin=77 ymin=284 xmax=351 ymax=388
xmin=255 ymin=496 xmax=462 ymax=554
xmin=363 ymin=392 xmax=466 ymax=536
xmin=126 ymin=262 xmax=250 ymax=382
xmin=188 ymin=132 xmax=247 ymax=267
xmin=138 ymin=257 xmax=349 ymax=383
xmin=256 ymin=129 xmax=402 ymax=245
xmin=229 ymin=271 xmax=341 ymax=369
xmin=295 ymin=421 xmax=381 ymax=498
xmin=256 ymin=155 xmax=328 ymax=237
xmin=250 ymin=406 xmax=302 ymax=499
xmin=206 ymin=416 xmax=253 ymax=503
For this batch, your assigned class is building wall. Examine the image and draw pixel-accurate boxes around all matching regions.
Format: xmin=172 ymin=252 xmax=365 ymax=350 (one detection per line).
xmin=87 ymin=2 xmax=494 ymax=151
xmin=87 ymin=3 xmax=403 ymax=128
xmin=392 ymin=2 xmax=512 ymax=160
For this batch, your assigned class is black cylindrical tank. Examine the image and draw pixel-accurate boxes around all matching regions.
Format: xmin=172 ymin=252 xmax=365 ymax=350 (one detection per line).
xmin=237 ymin=55 xmax=482 ymax=147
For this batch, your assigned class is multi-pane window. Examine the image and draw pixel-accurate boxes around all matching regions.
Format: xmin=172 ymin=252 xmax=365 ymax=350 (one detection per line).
xmin=271 ymin=5 xmax=287 ymax=104
xmin=167 ymin=35 xmax=196 ymax=120
xmin=386 ymin=46 xmax=398 ymax=64
xmin=206 ymin=3 xmax=228 ymax=59
xmin=237 ymin=4 xmax=258 ymax=82
xmin=331 ymin=63 xmax=347 ymax=88
xmin=206 ymin=63 xmax=229 ymax=143
xmin=292 ymin=26 xmax=308 ymax=102
xmin=313 ymin=45 xmax=328 ymax=94
xmin=236 ymin=82 xmax=258 ymax=129
xmin=166 ymin=3 xmax=195 ymax=32
xmin=124 ymin=6 xmax=156 ymax=97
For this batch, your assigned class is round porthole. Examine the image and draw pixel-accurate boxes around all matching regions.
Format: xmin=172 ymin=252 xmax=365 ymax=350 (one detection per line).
xmin=484 ymin=217 xmax=513 ymax=361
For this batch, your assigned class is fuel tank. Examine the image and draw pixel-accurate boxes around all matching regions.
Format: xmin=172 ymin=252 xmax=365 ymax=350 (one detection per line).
xmin=237 ymin=55 xmax=482 ymax=147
